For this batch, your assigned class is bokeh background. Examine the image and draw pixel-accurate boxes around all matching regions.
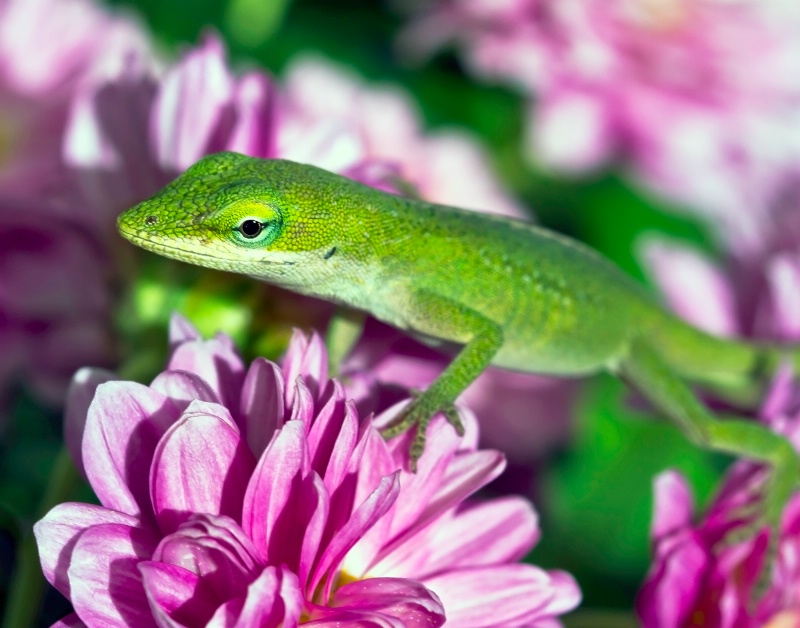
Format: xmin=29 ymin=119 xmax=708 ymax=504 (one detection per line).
xmin=5 ymin=0 xmax=800 ymax=625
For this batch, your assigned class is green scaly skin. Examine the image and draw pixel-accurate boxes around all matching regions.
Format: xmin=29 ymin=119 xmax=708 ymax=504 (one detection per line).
xmin=118 ymin=152 xmax=799 ymax=591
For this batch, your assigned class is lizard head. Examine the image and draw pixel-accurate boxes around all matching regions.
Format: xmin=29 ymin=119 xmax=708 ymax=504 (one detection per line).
xmin=117 ymin=151 xmax=354 ymax=281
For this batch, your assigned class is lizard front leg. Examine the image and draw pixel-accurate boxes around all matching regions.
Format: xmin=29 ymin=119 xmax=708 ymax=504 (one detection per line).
xmin=381 ymin=289 xmax=504 ymax=471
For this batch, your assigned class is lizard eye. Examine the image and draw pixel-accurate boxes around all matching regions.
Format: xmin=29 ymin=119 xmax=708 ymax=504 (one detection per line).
xmin=238 ymin=219 xmax=264 ymax=238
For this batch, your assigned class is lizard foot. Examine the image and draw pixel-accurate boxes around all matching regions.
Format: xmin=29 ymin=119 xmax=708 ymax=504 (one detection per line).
xmin=381 ymin=390 xmax=464 ymax=473
xmin=717 ymin=466 xmax=793 ymax=605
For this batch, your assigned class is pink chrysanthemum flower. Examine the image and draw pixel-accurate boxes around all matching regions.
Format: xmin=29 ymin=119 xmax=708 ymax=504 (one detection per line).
xmin=401 ymin=0 xmax=800 ymax=248
xmin=36 ymin=315 xmax=580 ymax=627
xmin=637 ymin=368 xmax=800 ymax=627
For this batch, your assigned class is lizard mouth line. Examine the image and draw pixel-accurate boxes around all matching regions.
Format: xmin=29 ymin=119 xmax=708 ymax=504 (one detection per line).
xmin=118 ymin=227 xmax=296 ymax=266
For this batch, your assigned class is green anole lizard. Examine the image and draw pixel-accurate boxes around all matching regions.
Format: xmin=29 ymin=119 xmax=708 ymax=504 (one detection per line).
xmin=117 ymin=151 xmax=799 ymax=555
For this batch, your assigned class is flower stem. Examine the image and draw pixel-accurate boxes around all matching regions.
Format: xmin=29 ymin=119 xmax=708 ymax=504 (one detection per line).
xmin=1 ymin=446 xmax=81 ymax=628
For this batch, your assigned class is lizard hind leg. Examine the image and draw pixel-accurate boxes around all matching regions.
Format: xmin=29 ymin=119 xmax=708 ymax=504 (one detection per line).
xmin=619 ymin=338 xmax=800 ymax=601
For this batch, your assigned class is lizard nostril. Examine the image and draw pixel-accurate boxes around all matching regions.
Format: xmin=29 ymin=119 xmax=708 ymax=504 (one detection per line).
xmin=145 ymin=215 xmax=159 ymax=226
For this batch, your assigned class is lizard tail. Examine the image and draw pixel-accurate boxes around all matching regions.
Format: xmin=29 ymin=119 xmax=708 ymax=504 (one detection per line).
xmin=649 ymin=314 xmax=795 ymax=395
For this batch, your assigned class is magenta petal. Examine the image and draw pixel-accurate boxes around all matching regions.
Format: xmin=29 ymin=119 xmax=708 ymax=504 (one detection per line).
xmin=168 ymin=312 xmax=201 ymax=348
xmin=34 ymin=503 xmax=140 ymax=598
xmin=282 ymin=329 xmax=328 ymax=403
xmin=226 ymin=71 xmax=276 ymax=159
xmin=319 ymin=399 xmax=360 ymax=492
xmin=652 ymin=471 xmax=694 ymax=541
xmin=311 ymin=472 xmax=400 ymax=600
xmin=320 ymin=577 xmax=444 ymax=628
xmin=150 ymin=407 xmax=256 ymax=533
xmin=242 ymin=421 xmax=310 ymax=563
xmin=240 ymin=357 xmax=284 ymax=456
xmin=150 ymin=370 xmax=222 ymax=409
xmin=154 ymin=514 xmax=260 ymax=603
xmin=288 ymin=378 xmax=315 ymax=424
xmin=377 ymin=449 xmax=505 ymax=565
xmin=423 ymin=565 xmax=580 ymax=627
xmin=374 ymin=497 xmax=538 ymax=578
xmin=637 ymin=529 xmax=707 ymax=627
xmin=68 ymin=523 xmax=160 ymax=627
xmin=297 ymin=473 xmax=330 ymax=586
xmin=140 ymin=560 xmax=217 ymax=627
xmin=82 ymin=381 xmax=180 ymax=521
xmin=307 ymin=382 xmax=358 ymax=485
xmin=641 ymin=239 xmax=738 ymax=337
xmin=305 ymin=612 xmax=404 ymax=628
xmin=151 ymin=34 xmax=233 ymax=171
xmin=51 ymin=613 xmax=86 ymax=628
xmin=206 ymin=565 xmax=303 ymax=628
xmin=166 ymin=336 xmax=245 ymax=410
xmin=64 ymin=367 xmax=116 ymax=478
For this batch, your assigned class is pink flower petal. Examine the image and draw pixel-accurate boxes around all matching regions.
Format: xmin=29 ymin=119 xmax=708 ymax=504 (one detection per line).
xmin=166 ymin=335 xmax=245 ymax=411
xmin=307 ymin=382 xmax=360 ymax=487
xmin=82 ymin=381 xmax=181 ymax=522
xmin=373 ymin=497 xmax=538 ymax=578
xmin=140 ymin=561 xmax=216 ymax=627
xmin=150 ymin=406 xmax=256 ymax=533
xmin=288 ymin=378 xmax=315 ymax=425
xmin=206 ymin=565 xmax=303 ymax=628
xmin=34 ymin=503 xmax=140 ymax=597
xmin=51 ymin=613 xmax=86 ymax=627
xmin=68 ymin=523 xmax=160 ymax=627
xmin=150 ymin=370 xmax=222 ymax=409
xmin=652 ymin=471 xmax=694 ymax=541
xmin=282 ymin=329 xmax=328 ymax=404
xmin=64 ymin=367 xmax=116 ymax=477
xmin=641 ymin=239 xmax=739 ymax=337
xmin=373 ymin=448 xmax=505 ymax=570
xmin=312 ymin=577 xmax=444 ymax=628
xmin=337 ymin=427 xmax=400 ymax=575
xmin=424 ymin=565 xmax=580 ymax=627
xmin=241 ymin=421 xmax=310 ymax=564
xmin=312 ymin=472 xmax=400 ymax=601
xmin=240 ymin=357 xmax=284 ymax=456
xmin=153 ymin=514 xmax=260 ymax=601
xmin=637 ymin=529 xmax=707 ymax=628
xmin=169 ymin=312 xmax=202 ymax=347
xmin=151 ymin=34 xmax=233 ymax=171
xmin=531 ymin=88 xmax=613 ymax=172
xmin=226 ymin=71 xmax=276 ymax=158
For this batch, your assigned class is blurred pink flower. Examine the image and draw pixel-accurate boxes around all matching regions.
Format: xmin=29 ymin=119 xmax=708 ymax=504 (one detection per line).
xmin=0 ymin=202 xmax=115 ymax=407
xmin=0 ymin=0 xmax=149 ymax=199
xmin=36 ymin=315 xmax=580 ymax=627
xmin=641 ymin=237 xmax=800 ymax=344
xmin=279 ymin=55 xmax=525 ymax=218
xmin=401 ymin=0 xmax=800 ymax=248
xmin=637 ymin=368 xmax=800 ymax=627
xmin=0 ymin=0 xmax=149 ymax=410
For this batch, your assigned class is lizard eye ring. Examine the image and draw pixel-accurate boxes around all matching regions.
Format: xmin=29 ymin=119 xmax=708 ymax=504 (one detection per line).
xmin=238 ymin=218 xmax=264 ymax=238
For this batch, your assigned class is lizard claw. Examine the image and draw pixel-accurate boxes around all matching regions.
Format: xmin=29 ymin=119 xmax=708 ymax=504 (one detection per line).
xmin=381 ymin=390 xmax=463 ymax=472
